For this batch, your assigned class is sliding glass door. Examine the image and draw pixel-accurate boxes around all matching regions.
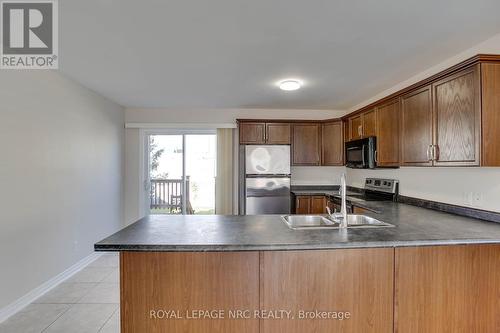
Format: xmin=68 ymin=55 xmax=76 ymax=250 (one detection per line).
xmin=146 ymin=132 xmax=216 ymax=215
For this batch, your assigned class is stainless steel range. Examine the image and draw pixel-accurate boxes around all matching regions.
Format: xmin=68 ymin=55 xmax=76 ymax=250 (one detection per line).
xmin=329 ymin=178 xmax=399 ymax=213
xmin=350 ymin=178 xmax=399 ymax=202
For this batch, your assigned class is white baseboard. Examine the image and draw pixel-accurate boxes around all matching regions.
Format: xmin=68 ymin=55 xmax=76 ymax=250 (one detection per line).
xmin=0 ymin=252 xmax=103 ymax=323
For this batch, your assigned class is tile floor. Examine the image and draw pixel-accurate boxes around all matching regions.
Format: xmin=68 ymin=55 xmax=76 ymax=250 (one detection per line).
xmin=0 ymin=253 xmax=120 ymax=333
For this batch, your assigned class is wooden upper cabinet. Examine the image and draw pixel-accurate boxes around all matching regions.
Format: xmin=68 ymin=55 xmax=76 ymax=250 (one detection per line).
xmin=400 ymin=85 xmax=433 ymax=166
xmin=432 ymin=65 xmax=481 ymax=166
xmin=239 ymin=122 xmax=266 ymax=144
xmin=348 ymin=110 xmax=376 ymax=141
xmin=343 ymin=120 xmax=350 ymax=142
xmin=321 ymin=121 xmax=343 ymax=166
xmin=239 ymin=122 xmax=290 ymax=144
xmin=292 ymin=123 xmax=321 ymax=165
xmin=481 ymin=63 xmax=500 ymax=166
xmin=265 ymin=123 xmax=290 ymax=144
xmin=349 ymin=115 xmax=363 ymax=140
xmin=362 ymin=109 xmax=377 ymax=137
xmin=376 ymin=99 xmax=400 ymax=166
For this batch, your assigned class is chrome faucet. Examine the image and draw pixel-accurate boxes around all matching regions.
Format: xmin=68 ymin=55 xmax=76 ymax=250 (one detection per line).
xmin=325 ymin=173 xmax=348 ymax=228
xmin=338 ymin=173 xmax=348 ymax=228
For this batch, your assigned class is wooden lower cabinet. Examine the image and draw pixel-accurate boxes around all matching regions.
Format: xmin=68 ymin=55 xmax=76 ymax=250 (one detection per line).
xmin=310 ymin=196 xmax=326 ymax=214
xmin=120 ymin=252 xmax=260 ymax=333
xmin=295 ymin=195 xmax=326 ymax=214
xmin=261 ymin=249 xmax=394 ymax=333
xmin=352 ymin=206 xmax=372 ymax=214
xmin=295 ymin=196 xmax=311 ymax=214
xmin=119 ymin=245 xmax=500 ymax=333
xmin=395 ymin=244 xmax=500 ymax=332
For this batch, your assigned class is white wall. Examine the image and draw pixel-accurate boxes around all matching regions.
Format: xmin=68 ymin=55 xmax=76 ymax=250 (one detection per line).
xmin=126 ymin=108 xmax=346 ymax=123
xmin=346 ymin=32 xmax=500 ymax=213
xmin=124 ymin=108 xmax=346 ymax=223
xmin=349 ymin=32 xmax=500 ymax=112
xmin=291 ymin=167 xmax=344 ymax=186
xmin=0 ymin=71 xmax=124 ymax=310
xmin=347 ymin=168 xmax=500 ymax=213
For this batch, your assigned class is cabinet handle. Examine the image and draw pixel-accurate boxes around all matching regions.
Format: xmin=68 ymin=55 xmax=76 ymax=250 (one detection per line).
xmin=374 ymin=150 xmax=378 ymax=163
xmin=361 ymin=145 xmax=366 ymax=167
xmin=427 ymin=145 xmax=432 ymax=161
xmin=433 ymin=145 xmax=439 ymax=161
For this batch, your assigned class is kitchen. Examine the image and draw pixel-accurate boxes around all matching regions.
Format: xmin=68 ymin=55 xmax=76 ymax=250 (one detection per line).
xmin=2 ymin=1 xmax=500 ymax=333
xmin=96 ymin=55 xmax=500 ymax=332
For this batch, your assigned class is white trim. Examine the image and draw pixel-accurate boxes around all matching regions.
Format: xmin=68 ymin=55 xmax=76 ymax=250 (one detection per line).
xmin=0 ymin=252 xmax=103 ymax=324
xmin=126 ymin=122 xmax=236 ymax=129
xmin=139 ymin=128 xmax=148 ymax=218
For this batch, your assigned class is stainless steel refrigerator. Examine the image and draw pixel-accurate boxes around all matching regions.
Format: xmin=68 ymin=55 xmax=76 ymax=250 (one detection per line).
xmin=243 ymin=145 xmax=291 ymax=215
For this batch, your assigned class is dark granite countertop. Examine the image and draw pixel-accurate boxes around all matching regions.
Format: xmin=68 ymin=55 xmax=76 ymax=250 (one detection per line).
xmin=95 ymin=199 xmax=500 ymax=252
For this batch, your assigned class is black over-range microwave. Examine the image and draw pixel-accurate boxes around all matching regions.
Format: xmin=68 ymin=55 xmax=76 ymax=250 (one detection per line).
xmin=345 ymin=137 xmax=376 ymax=169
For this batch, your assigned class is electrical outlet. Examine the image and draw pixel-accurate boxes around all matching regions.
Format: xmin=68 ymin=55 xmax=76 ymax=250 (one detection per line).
xmin=463 ymin=191 xmax=473 ymax=206
xmin=462 ymin=192 xmax=469 ymax=206
xmin=473 ymin=192 xmax=483 ymax=207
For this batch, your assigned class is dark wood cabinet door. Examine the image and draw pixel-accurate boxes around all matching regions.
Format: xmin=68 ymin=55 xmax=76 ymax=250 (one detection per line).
xmin=239 ymin=122 xmax=265 ymax=144
xmin=432 ymin=65 xmax=481 ymax=166
xmin=343 ymin=120 xmax=350 ymax=142
xmin=292 ymin=124 xmax=321 ymax=165
xmin=265 ymin=123 xmax=290 ymax=144
xmin=295 ymin=196 xmax=311 ymax=214
xmin=362 ymin=109 xmax=377 ymax=138
xmin=376 ymin=99 xmax=400 ymax=166
xmin=481 ymin=63 xmax=500 ymax=166
xmin=349 ymin=115 xmax=363 ymax=140
xmin=353 ymin=206 xmax=372 ymax=215
xmin=400 ymin=85 xmax=433 ymax=166
xmin=261 ymin=249 xmax=394 ymax=333
xmin=395 ymin=245 xmax=500 ymax=332
xmin=321 ymin=121 xmax=343 ymax=165
xmin=310 ymin=196 xmax=326 ymax=214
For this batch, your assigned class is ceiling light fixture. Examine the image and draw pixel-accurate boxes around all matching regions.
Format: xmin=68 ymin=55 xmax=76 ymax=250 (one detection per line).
xmin=278 ymin=79 xmax=302 ymax=91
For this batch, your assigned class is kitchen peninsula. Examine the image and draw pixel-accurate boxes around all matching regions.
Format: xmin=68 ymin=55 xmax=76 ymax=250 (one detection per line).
xmin=95 ymin=201 xmax=500 ymax=333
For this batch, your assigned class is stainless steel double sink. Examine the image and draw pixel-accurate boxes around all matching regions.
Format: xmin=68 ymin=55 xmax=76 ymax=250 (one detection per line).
xmin=281 ymin=214 xmax=394 ymax=230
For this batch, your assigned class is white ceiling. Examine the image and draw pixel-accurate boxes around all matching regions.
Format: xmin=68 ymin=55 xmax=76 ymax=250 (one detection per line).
xmin=60 ymin=0 xmax=500 ymax=109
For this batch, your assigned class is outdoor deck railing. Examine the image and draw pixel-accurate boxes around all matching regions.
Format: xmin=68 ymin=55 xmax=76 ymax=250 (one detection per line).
xmin=150 ymin=177 xmax=191 ymax=213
